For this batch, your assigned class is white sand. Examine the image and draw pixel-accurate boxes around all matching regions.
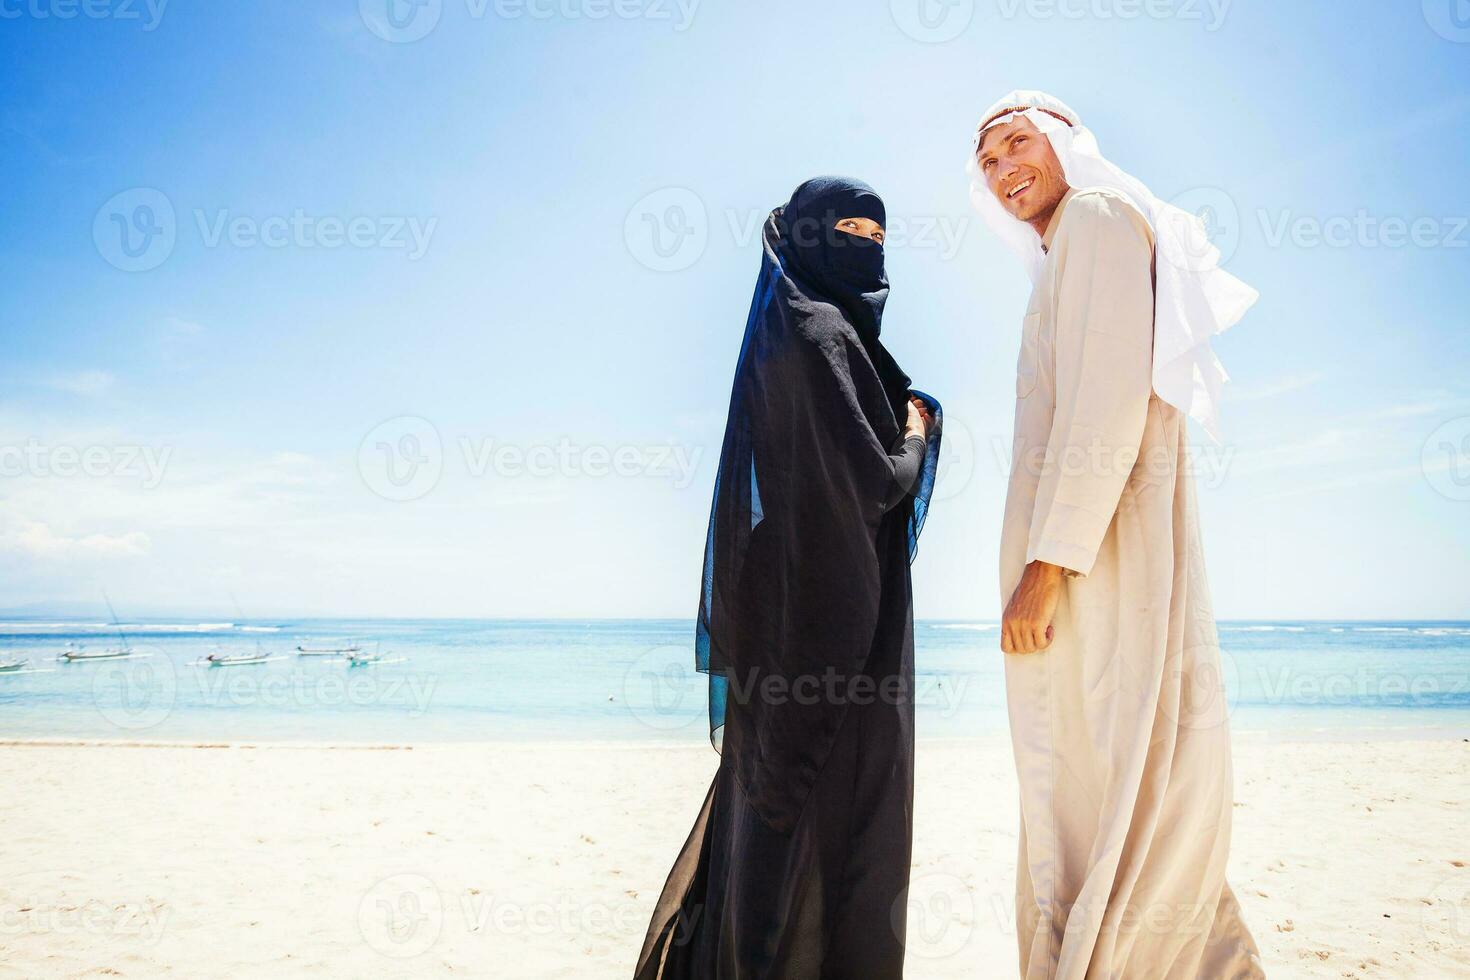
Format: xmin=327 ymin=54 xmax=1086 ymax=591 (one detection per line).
xmin=1 ymin=737 xmax=1467 ymax=978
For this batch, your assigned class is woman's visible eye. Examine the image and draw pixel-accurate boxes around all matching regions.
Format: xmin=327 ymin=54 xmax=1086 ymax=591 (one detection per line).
xmin=872 ymin=232 xmax=884 ymax=244
xmin=982 ymin=159 xmax=995 ymax=171
xmin=1014 ymin=135 xmax=1027 ymax=147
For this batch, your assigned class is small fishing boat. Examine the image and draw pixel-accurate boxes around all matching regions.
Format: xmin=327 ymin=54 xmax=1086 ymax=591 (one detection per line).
xmin=63 ymin=595 xmax=137 ymax=662
xmin=61 ymin=646 xmax=132 ymax=662
xmin=296 ymin=643 xmax=362 ymax=655
xmin=206 ymin=651 xmax=272 ymax=667
xmin=0 ymin=657 xmax=29 ymax=673
xmin=348 ymin=652 xmax=400 ymax=667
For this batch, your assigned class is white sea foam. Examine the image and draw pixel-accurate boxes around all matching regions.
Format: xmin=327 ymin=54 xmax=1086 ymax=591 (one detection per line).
xmin=0 ymin=621 xmax=264 ymax=634
xmin=1220 ymin=625 xmax=1307 ymax=632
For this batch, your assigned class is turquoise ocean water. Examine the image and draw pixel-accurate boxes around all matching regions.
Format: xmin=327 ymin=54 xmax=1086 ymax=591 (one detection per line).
xmin=0 ymin=619 xmax=1466 ymax=742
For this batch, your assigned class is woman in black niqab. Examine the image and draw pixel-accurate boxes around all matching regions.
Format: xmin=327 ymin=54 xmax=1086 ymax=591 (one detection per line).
xmin=634 ymin=177 xmax=942 ymax=980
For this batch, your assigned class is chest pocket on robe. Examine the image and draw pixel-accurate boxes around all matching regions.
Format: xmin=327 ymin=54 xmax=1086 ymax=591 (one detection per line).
xmin=1016 ymin=311 xmax=1042 ymax=398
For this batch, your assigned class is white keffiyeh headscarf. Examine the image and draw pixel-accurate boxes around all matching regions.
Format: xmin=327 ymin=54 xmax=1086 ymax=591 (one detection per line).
xmin=966 ymin=90 xmax=1256 ymax=441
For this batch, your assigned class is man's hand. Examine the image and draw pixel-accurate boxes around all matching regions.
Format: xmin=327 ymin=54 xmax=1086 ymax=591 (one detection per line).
xmin=1001 ymin=560 xmax=1064 ymax=654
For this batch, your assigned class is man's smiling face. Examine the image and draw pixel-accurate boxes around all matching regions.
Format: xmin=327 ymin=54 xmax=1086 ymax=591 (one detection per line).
xmin=976 ymin=116 xmax=1071 ymax=232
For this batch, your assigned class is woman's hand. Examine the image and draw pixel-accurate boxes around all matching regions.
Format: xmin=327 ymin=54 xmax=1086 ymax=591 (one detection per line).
xmin=905 ymin=395 xmax=932 ymax=442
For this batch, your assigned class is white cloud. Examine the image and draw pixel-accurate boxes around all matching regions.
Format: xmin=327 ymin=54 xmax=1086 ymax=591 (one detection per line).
xmin=1227 ymin=392 xmax=1470 ymax=480
xmin=45 ymin=370 xmax=115 ymax=397
xmin=1228 ymin=370 xmax=1325 ymax=403
xmin=6 ymin=521 xmax=151 ymax=559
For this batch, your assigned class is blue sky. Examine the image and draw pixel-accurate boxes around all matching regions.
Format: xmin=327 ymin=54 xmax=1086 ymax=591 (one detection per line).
xmin=1 ymin=0 xmax=1467 ymax=619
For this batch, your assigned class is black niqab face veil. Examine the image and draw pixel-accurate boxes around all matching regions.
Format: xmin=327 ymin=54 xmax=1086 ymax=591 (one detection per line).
xmin=777 ymin=176 xmax=889 ymax=341
xmin=693 ymin=176 xmax=943 ymax=825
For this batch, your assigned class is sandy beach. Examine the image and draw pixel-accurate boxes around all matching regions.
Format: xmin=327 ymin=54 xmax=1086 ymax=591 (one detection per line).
xmin=1 ymin=736 xmax=1466 ymax=978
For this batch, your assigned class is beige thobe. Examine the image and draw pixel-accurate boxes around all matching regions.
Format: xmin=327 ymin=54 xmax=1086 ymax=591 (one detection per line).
xmin=999 ymin=188 xmax=1264 ymax=979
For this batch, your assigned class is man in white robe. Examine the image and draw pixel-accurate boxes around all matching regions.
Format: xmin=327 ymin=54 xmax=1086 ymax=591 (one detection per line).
xmin=969 ymin=91 xmax=1265 ymax=979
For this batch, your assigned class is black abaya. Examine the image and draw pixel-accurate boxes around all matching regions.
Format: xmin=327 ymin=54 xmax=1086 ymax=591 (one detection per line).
xmin=635 ymin=178 xmax=942 ymax=980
